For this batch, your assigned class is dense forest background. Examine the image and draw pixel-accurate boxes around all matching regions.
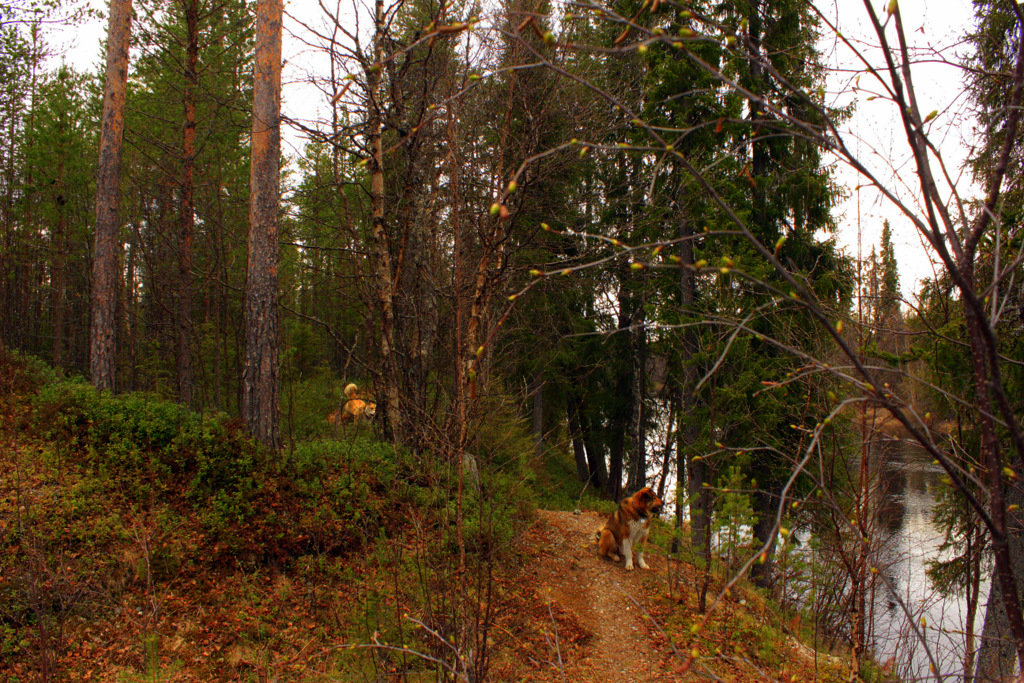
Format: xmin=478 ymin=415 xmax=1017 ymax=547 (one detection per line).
xmin=4 ymin=0 xmax=1024 ymax=679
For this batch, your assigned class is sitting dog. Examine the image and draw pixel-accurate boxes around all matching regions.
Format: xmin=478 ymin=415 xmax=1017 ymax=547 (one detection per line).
xmin=340 ymin=382 xmax=376 ymax=424
xmin=597 ymin=486 xmax=663 ymax=570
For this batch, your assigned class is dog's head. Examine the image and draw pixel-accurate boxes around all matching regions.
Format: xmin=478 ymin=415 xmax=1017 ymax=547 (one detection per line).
xmin=631 ymin=487 xmax=664 ymax=518
xmin=364 ymin=402 xmax=377 ymax=419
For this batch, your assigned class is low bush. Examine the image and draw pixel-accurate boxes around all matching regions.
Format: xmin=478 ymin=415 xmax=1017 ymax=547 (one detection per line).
xmin=20 ymin=373 xmax=419 ymax=564
xmin=31 ymin=379 xmax=259 ymax=512
xmin=8 ymin=346 xmax=537 ymax=572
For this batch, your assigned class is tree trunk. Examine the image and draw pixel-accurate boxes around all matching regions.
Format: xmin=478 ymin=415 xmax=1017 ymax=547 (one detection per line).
xmin=656 ymin=398 xmax=676 ymax=502
xmin=367 ymin=0 xmax=402 ymax=443
xmin=606 ymin=278 xmax=636 ymax=501
xmin=750 ymin=474 xmax=782 ymax=588
xmin=676 ymin=197 xmax=705 ymax=554
xmin=531 ymin=376 xmax=544 ymax=459
xmin=125 ymin=230 xmax=138 ymax=391
xmin=567 ymin=393 xmax=590 ymax=484
xmin=241 ymin=0 xmax=282 ymax=450
xmin=90 ymin=0 xmax=133 ymax=392
xmin=175 ymin=0 xmax=199 ymax=407
xmin=743 ymin=0 xmax=784 ymax=590
xmin=625 ymin=150 xmax=647 ymax=495
xmin=578 ymin=395 xmax=608 ymax=490
xmin=51 ymin=157 xmax=67 ymax=368
xmin=687 ymin=430 xmax=710 ymax=551
xmin=606 ymin=383 xmax=626 ymax=501
xmin=976 ymin=470 xmax=1024 ymax=680
xmin=626 ymin=294 xmax=647 ymax=493
xmin=962 ymin=277 xmax=1024 ymax=673
xmin=3 ymin=72 xmax=22 ymax=351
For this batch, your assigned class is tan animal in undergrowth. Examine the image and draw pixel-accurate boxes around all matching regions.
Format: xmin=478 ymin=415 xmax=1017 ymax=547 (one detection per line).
xmin=339 ymin=382 xmax=376 ymax=424
xmin=597 ymin=486 xmax=664 ymax=570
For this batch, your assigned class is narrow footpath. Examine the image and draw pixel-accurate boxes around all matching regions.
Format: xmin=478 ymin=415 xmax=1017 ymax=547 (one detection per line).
xmin=494 ymin=509 xmax=686 ymax=682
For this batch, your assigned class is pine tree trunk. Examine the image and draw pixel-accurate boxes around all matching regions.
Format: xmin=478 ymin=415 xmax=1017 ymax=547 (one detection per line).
xmin=606 ymin=278 xmax=636 ymax=501
xmin=577 ymin=396 xmax=608 ymax=490
xmin=744 ymin=0 xmax=782 ymax=590
xmin=242 ymin=0 xmax=282 ymax=450
xmin=967 ymin=12 xmax=1024 ymax=674
xmin=686 ymin=425 xmax=710 ymax=554
xmin=656 ymin=398 xmax=676 ymax=502
xmin=975 ymin=420 xmax=1024 ymax=681
xmin=625 ymin=153 xmax=647 ymax=495
xmin=90 ymin=0 xmax=133 ymax=392
xmin=4 ymin=87 xmax=22 ymax=351
xmin=627 ymin=298 xmax=647 ymax=492
xmin=125 ymin=234 xmax=138 ymax=390
xmin=532 ymin=376 xmax=544 ymax=459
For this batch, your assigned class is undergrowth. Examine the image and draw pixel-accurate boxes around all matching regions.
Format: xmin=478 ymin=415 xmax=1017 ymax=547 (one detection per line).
xmin=0 ymin=347 xmax=872 ymax=683
xmin=0 ymin=347 xmax=541 ymax=681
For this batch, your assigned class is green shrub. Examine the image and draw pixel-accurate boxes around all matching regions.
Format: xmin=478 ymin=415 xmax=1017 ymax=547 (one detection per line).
xmin=285 ymin=438 xmax=406 ymax=536
xmin=31 ymin=379 xmax=260 ymax=518
xmin=0 ymin=346 xmax=57 ymax=399
xmin=17 ymin=357 xmax=537 ymax=571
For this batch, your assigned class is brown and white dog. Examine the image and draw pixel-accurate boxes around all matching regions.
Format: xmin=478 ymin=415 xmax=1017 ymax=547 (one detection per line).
xmin=340 ymin=382 xmax=376 ymax=424
xmin=597 ymin=486 xmax=663 ymax=571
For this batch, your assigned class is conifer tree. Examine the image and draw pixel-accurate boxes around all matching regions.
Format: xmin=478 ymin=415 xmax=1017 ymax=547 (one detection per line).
xmin=242 ymin=0 xmax=283 ymax=449
xmin=23 ymin=65 xmax=98 ymax=372
xmin=125 ymin=0 xmax=253 ymax=403
xmin=90 ymin=0 xmax=133 ymax=392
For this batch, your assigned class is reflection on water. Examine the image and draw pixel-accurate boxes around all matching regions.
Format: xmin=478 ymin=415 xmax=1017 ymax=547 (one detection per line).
xmin=869 ymin=437 xmax=987 ymax=681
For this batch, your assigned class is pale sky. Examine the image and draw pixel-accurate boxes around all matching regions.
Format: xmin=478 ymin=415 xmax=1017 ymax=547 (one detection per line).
xmin=821 ymin=0 xmax=979 ymax=301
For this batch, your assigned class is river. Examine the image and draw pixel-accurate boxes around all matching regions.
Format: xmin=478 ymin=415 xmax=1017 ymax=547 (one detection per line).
xmin=666 ymin=431 xmax=986 ymax=679
xmin=868 ymin=436 xmax=987 ymax=681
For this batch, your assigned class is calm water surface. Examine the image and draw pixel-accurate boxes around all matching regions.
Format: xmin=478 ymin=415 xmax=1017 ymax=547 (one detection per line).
xmin=869 ymin=437 xmax=986 ymax=681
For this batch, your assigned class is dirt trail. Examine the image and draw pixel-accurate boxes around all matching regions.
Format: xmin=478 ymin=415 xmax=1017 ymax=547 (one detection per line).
xmin=501 ymin=509 xmax=685 ymax=682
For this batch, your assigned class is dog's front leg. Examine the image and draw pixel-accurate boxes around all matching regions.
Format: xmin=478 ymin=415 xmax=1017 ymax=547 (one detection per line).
xmin=622 ymin=538 xmax=635 ymax=571
xmin=636 ymin=549 xmax=649 ymax=570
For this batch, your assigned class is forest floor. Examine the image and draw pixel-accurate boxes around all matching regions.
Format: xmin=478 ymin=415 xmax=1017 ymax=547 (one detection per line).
xmin=491 ymin=509 xmax=686 ymax=681
xmin=1 ymin=362 xmax=854 ymax=681
xmin=2 ymin=443 xmax=853 ymax=683
xmin=490 ymin=509 xmax=852 ymax=683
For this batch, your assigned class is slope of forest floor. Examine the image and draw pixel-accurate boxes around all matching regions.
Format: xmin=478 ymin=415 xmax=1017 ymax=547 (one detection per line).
xmin=491 ymin=509 xmax=680 ymax=681
xmin=1 ymin=441 xmax=856 ymax=682
xmin=0 ymin=351 xmax=864 ymax=682
xmin=491 ymin=509 xmax=855 ymax=683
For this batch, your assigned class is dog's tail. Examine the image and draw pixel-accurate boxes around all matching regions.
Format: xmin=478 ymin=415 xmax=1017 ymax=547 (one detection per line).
xmin=344 ymin=382 xmax=358 ymax=399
